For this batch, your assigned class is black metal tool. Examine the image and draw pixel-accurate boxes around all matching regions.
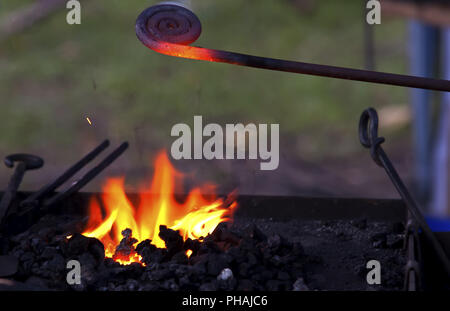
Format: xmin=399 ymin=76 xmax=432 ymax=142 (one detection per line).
xmin=404 ymin=214 xmax=422 ymax=291
xmin=43 ymin=142 xmax=129 ymax=208
xmin=135 ymin=3 xmax=450 ymax=92
xmin=20 ymin=140 xmax=110 ymax=208
xmin=19 ymin=141 xmax=129 ymax=213
xmin=359 ymin=107 xmax=450 ymax=277
xmin=0 ymin=154 xmax=43 ymax=224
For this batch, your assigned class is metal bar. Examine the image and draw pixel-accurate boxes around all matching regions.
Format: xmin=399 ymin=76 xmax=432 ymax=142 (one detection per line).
xmin=404 ymin=215 xmax=421 ymax=291
xmin=43 ymin=142 xmax=129 ymax=208
xmin=359 ymin=107 xmax=450 ymax=277
xmin=0 ymin=162 xmax=26 ymax=223
xmin=20 ymin=140 xmax=110 ymax=208
xmin=0 ymin=154 xmax=43 ymax=228
xmin=135 ymin=4 xmax=450 ymax=92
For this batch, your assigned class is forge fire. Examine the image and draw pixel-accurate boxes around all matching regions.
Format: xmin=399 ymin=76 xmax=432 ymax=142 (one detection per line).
xmin=81 ymin=151 xmax=237 ymax=265
xmin=3 ymin=0 xmax=450 ymax=299
xmin=0 ymin=144 xmax=409 ymax=292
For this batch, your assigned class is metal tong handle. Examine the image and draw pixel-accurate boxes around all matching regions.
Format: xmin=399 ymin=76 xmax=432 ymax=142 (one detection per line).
xmin=20 ymin=140 xmax=110 ymax=208
xmin=359 ymin=107 xmax=450 ymax=277
xmin=19 ymin=140 xmax=128 ymax=213
xmin=43 ymin=142 xmax=129 ymax=208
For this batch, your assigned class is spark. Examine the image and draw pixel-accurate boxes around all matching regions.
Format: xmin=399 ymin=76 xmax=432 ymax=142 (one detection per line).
xmin=86 ymin=117 xmax=92 ymax=125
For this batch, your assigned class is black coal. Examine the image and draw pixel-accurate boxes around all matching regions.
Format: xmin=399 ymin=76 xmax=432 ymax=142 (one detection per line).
xmin=0 ymin=212 xmax=406 ymax=291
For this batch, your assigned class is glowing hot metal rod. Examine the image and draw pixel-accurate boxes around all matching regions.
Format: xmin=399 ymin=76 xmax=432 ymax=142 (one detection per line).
xmin=135 ymin=3 xmax=450 ymax=92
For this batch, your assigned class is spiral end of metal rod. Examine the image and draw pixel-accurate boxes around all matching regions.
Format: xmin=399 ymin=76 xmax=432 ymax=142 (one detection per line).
xmin=359 ymin=107 xmax=385 ymax=166
xmin=136 ymin=3 xmax=202 ymax=47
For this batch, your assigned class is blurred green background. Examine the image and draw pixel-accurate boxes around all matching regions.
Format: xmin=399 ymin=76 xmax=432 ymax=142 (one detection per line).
xmin=0 ymin=0 xmax=413 ymax=197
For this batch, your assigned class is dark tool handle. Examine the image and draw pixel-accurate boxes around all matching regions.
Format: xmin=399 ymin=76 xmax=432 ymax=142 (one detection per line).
xmin=21 ymin=140 xmax=110 ymax=208
xmin=136 ymin=4 xmax=450 ymax=92
xmin=0 ymin=154 xmax=43 ymax=225
xmin=0 ymin=162 xmax=26 ymax=222
xmin=43 ymin=142 xmax=129 ymax=208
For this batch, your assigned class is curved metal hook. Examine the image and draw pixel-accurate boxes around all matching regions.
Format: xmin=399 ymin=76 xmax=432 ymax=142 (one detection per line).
xmin=135 ymin=4 xmax=450 ymax=92
xmin=359 ymin=108 xmax=385 ymax=166
xmin=358 ymin=107 xmax=450 ymax=277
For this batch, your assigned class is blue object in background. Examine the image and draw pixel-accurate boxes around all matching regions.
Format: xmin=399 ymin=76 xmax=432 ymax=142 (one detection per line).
xmin=426 ymin=216 xmax=450 ymax=232
xmin=409 ymin=21 xmax=439 ymax=210
xmin=431 ymin=28 xmax=450 ymax=217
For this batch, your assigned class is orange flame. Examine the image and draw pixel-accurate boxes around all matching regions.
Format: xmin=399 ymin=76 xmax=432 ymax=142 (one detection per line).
xmin=82 ymin=151 xmax=237 ymax=265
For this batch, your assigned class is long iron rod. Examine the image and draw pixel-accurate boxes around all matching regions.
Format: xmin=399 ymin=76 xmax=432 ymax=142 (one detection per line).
xmin=135 ymin=4 xmax=450 ymax=92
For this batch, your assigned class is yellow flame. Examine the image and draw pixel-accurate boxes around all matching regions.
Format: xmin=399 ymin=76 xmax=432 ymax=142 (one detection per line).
xmin=82 ymin=151 xmax=237 ymax=265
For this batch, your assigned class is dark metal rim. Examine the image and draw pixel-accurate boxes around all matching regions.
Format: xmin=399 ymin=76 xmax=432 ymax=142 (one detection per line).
xmin=4 ymin=154 xmax=44 ymax=170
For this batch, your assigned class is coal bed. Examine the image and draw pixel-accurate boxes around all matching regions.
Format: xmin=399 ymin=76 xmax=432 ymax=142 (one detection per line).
xmin=0 ymin=193 xmax=406 ymax=291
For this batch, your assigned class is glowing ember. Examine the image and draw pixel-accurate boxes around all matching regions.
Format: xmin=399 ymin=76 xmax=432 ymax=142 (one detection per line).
xmin=82 ymin=151 xmax=237 ymax=265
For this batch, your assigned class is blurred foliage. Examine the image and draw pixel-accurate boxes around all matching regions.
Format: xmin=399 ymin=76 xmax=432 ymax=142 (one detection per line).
xmin=0 ymin=0 xmax=408 ymax=162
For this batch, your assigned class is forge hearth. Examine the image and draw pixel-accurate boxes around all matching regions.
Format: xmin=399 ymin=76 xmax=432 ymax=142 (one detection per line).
xmin=0 ymin=192 xmax=408 ymax=291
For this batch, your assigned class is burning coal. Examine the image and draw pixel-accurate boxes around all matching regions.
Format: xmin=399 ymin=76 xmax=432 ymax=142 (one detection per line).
xmin=82 ymin=151 xmax=237 ymax=265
